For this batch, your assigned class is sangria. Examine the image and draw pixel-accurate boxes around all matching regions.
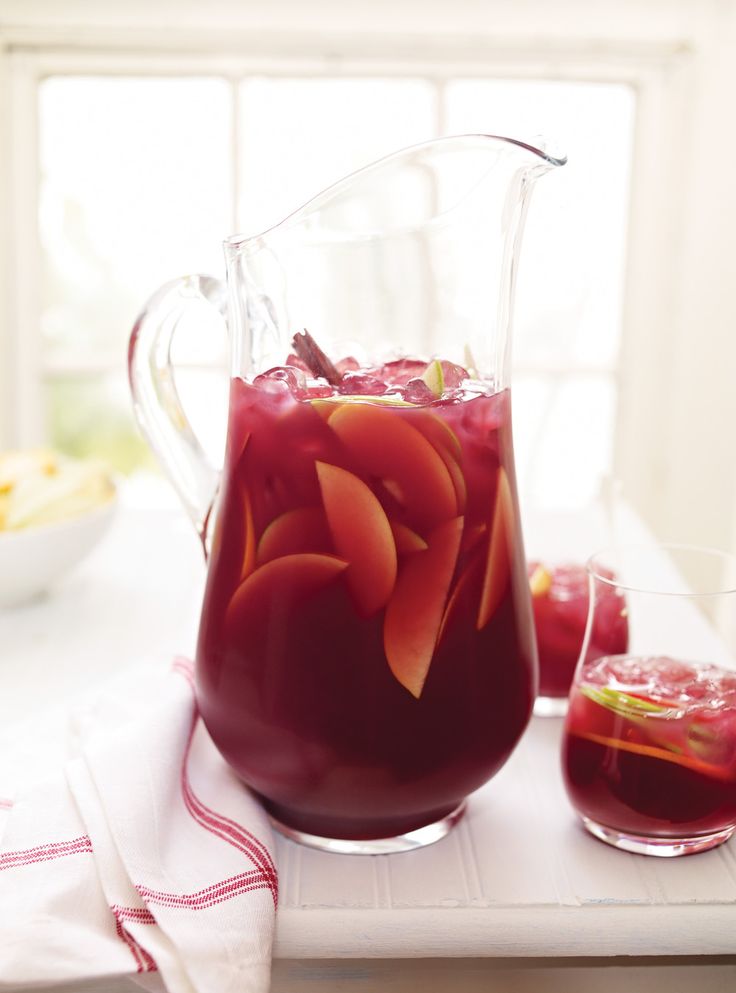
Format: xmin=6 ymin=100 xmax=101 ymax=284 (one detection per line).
xmin=563 ymin=654 xmax=736 ymax=853
xmin=129 ymin=134 xmax=565 ymax=851
xmin=529 ymin=561 xmax=628 ymax=707
xmin=561 ymin=543 xmax=736 ymax=855
xmin=196 ymin=343 xmax=536 ymax=845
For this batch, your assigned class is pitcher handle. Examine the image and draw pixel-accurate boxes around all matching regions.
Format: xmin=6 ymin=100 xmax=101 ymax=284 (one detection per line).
xmin=128 ymin=274 xmax=226 ymax=551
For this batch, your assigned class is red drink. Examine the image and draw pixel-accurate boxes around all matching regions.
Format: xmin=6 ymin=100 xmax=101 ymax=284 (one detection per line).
xmin=529 ymin=563 xmax=628 ymax=698
xmin=563 ymin=655 xmax=736 ymax=844
xmin=195 ymin=361 xmax=536 ymax=841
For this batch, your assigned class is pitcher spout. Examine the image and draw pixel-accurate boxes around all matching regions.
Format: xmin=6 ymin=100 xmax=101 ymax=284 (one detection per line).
xmin=226 ymin=132 xmax=566 ymax=389
xmin=228 ymin=133 xmax=566 ymax=250
xmin=504 ymin=134 xmax=567 ymax=171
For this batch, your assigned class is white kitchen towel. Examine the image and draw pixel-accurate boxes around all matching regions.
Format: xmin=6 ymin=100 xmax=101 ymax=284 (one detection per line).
xmin=0 ymin=658 xmax=278 ymax=992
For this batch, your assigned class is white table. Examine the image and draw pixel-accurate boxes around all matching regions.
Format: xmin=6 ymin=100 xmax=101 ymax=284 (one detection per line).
xmin=2 ymin=494 xmax=736 ymax=993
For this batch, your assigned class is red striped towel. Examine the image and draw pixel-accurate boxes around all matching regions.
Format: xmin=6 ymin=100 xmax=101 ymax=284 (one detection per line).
xmin=0 ymin=658 xmax=277 ymax=992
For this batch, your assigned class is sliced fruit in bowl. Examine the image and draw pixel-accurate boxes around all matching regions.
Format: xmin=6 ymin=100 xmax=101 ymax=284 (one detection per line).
xmin=0 ymin=449 xmax=117 ymax=607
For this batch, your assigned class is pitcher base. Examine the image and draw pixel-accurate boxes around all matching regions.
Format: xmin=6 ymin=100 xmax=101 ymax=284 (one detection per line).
xmin=270 ymin=801 xmax=467 ymax=855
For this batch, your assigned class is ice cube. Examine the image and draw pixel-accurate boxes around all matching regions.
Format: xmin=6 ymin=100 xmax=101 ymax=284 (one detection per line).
xmin=336 ymin=356 xmax=361 ymax=375
xmin=439 ymin=361 xmax=468 ymax=389
xmin=338 ymin=372 xmax=387 ymax=396
xmin=380 ymin=358 xmax=428 ymax=386
xmin=285 ymin=354 xmax=311 ymax=373
xmin=402 ymin=378 xmax=436 ymax=403
xmin=253 ymin=365 xmax=306 ymax=394
xmin=301 ymin=381 xmax=335 ymax=399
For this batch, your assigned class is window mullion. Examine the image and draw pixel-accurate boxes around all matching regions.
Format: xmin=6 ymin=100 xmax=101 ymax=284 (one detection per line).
xmin=434 ymin=76 xmax=448 ymax=137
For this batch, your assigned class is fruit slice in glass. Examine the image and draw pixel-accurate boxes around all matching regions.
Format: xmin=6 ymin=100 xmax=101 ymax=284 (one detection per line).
xmin=561 ymin=544 xmax=736 ymax=856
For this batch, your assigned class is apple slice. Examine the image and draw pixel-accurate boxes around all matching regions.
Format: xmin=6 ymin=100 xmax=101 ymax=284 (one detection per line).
xmin=311 ymin=395 xmax=415 ymax=429
xmin=409 ymin=411 xmax=466 ymax=512
xmin=316 ymin=461 xmax=397 ymax=617
xmin=476 ymin=467 xmax=515 ymax=630
xmin=309 ymin=400 xmax=338 ymax=422
xmin=210 ymin=434 xmax=254 ymax=569
xmin=226 ymin=552 xmax=348 ymax=634
xmin=257 ymin=507 xmax=332 ymax=564
xmin=463 ymin=522 xmax=487 ymax=553
xmin=384 ymin=516 xmax=464 ymax=698
xmin=231 ymin=428 xmax=251 ymax=468
xmin=411 ymin=410 xmax=463 ymax=463
xmin=407 ymin=409 xmax=466 ymax=512
xmin=327 ymin=403 xmax=456 ymax=529
xmin=441 ymin=452 xmax=467 ymax=514
xmin=436 ymin=548 xmax=484 ymax=646
xmin=240 ymin=483 xmax=257 ymax=582
xmin=389 ymin=520 xmax=428 ymax=555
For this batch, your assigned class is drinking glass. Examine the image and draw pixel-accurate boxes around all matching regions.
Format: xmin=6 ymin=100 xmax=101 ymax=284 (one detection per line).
xmin=562 ymin=543 xmax=736 ymax=856
xmin=529 ymin=560 xmax=628 ymax=716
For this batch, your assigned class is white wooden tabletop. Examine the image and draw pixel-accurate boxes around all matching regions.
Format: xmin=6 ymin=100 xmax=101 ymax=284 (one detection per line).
xmin=2 ymin=486 xmax=736 ymax=992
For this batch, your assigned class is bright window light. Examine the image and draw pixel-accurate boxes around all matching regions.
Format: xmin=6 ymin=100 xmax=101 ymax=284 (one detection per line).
xmin=36 ymin=72 xmax=635 ymax=505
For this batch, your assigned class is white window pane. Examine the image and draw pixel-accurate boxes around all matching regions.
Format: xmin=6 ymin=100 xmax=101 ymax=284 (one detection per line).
xmin=173 ymin=366 xmax=229 ymax=470
xmin=445 ymin=80 xmax=635 ymax=371
xmin=238 ymin=78 xmax=436 ymax=234
xmin=46 ymin=362 xmax=228 ymax=478
xmin=46 ymin=370 xmax=153 ymax=473
xmin=39 ymin=77 xmax=233 ymax=366
xmin=513 ymin=373 xmax=617 ymax=510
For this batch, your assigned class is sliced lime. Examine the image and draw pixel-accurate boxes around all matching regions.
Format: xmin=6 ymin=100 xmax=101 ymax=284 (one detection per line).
xmin=310 ymin=394 xmax=416 ymax=407
xmin=420 ymin=359 xmax=445 ymax=398
xmin=580 ymin=684 xmax=672 ymax=718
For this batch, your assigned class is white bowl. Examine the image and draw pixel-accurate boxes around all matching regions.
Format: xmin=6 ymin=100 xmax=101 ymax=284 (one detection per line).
xmin=0 ymin=495 xmax=117 ymax=608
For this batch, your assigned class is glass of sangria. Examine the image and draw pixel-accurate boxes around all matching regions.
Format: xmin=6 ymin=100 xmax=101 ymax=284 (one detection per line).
xmin=529 ymin=561 xmax=629 ymax=716
xmin=562 ymin=544 xmax=736 ymax=856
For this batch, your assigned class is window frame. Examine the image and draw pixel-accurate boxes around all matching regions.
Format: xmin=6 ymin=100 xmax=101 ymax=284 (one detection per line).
xmin=2 ymin=3 xmax=733 ymax=559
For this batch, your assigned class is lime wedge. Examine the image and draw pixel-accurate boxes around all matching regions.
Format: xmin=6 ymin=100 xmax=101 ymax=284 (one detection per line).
xmin=580 ymin=684 xmax=672 ymax=718
xmin=463 ymin=345 xmax=479 ymax=379
xmin=310 ymin=394 xmax=416 ymax=407
xmin=421 ymin=359 xmax=445 ymax=397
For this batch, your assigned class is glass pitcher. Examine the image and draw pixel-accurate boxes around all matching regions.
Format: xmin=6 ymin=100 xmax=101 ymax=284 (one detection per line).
xmin=129 ymin=134 xmax=565 ymax=853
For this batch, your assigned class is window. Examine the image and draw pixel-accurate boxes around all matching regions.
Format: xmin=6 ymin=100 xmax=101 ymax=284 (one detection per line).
xmin=4 ymin=2 xmax=736 ymax=563
xmin=39 ymin=76 xmax=233 ymax=472
xmin=443 ymin=78 xmax=634 ymax=507
xmin=33 ymin=64 xmax=634 ymax=511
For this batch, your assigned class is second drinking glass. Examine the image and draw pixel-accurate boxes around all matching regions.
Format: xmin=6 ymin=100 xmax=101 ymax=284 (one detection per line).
xmin=562 ymin=543 xmax=736 ymax=857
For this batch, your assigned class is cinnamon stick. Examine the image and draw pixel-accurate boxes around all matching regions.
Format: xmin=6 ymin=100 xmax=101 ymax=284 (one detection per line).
xmin=291 ymin=329 xmax=341 ymax=385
